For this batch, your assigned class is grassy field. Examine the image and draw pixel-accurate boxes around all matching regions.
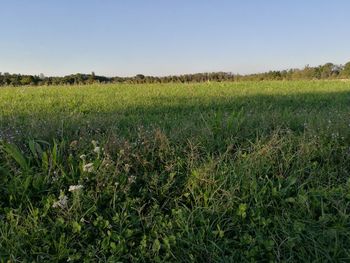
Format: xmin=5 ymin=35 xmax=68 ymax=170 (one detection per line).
xmin=1 ymin=81 xmax=350 ymax=262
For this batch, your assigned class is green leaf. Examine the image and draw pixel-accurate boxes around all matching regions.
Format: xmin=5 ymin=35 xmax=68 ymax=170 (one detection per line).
xmin=152 ymin=239 xmax=161 ymax=253
xmin=3 ymin=143 xmax=30 ymax=172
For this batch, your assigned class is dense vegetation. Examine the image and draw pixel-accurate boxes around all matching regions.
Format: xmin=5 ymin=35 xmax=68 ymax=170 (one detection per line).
xmin=1 ymin=61 xmax=350 ymax=86
xmin=1 ymin=81 xmax=350 ymax=261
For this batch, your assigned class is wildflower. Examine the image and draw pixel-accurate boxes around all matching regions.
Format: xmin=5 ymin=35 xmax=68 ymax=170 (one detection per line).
xmin=52 ymin=170 xmax=60 ymax=182
xmin=52 ymin=192 xmax=68 ymax=209
xmin=83 ymin=163 xmax=94 ymax=173
xmin=80 ymin=154 xmax=86 ymax=160
xmin=69 ymin=185 xmax=84 ymax=192
xmin=92 ymin=140 xmax=98 ymax=147
xmin=331 ymin=132 xmax=339 ymax=139
xmin=70 ymin=140 xmax=78 ymax=149
xmin=93 ymin=146 xmax=101 ymax=154
xmin=128 ymin=175 xmax=136 ymax=184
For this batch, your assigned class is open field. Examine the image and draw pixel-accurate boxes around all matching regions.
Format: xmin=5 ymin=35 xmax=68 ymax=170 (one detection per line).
xmin=1 ymin=81 xmax=350 ymax=261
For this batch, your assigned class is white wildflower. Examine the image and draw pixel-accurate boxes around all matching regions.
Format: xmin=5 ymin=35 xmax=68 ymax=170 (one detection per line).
xmin=80 ymin=154 xmax=86 ymax=160
xmin=93 ymin=146 xmax=101 ymax=154
xmin=92 ymin=140 xmax=98 ymax=147
xmin=331 ymin=132 xmax=339 ymax=139
xmin=128 ymin=175 xmax=136 ymax=184
xmin=69 ymin=185 xmax=84 ymax=192
xmin=52 ymin=192 xmax=68 ymax=209
xmin=83 ymin=163 xmax=94 ymax=173
xmin=52 ymin=170 xmax=60 ymax=182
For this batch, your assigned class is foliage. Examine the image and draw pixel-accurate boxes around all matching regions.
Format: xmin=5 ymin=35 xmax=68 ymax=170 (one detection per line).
xmin=1 ymin=81 xmax=350 ymax=261
xmin=1 ymin=61 xmax=350 ymax=87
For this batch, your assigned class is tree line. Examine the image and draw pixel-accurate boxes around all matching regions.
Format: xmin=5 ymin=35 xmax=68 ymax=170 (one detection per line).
xmin=1 ymin=62 xmax=350 ymax=86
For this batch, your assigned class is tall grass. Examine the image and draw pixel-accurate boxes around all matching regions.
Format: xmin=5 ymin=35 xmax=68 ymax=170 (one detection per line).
xmin=1 ymin=81 xmax=350 ymax=261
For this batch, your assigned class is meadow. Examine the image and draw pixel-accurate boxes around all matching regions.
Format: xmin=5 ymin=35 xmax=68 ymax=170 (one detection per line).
xmin=1 ymin=81 xmax=350 ymax=262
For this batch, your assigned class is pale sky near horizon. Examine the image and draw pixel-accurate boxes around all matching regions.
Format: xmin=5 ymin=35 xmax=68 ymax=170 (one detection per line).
xmin=0 ymin=0 xmax=349 ymax=77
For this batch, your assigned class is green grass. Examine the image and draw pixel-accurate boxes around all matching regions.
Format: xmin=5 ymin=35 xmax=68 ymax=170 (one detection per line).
xmin=1 ymin=81 xmax=350 ymax=262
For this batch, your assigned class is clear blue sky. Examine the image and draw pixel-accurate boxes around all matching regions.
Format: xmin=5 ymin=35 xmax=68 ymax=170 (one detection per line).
xmin=1 ymin=0 xmax=349 ymax=77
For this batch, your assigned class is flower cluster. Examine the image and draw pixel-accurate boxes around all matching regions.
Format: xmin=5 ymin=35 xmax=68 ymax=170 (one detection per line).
xmin=52 ymin=192 xmax=68 ymax=209
xmin=69 ymin=185 xmax=84 ymax=192
xmin=83 ymin=163 xmax=94 ymax=173
xmin=92 ymin=140 xmax=101 ymax=154
xmin=128 ymin=175 xmax=136 ymax=184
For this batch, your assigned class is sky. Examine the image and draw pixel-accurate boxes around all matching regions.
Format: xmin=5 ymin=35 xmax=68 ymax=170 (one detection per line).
xmin=0 ymin=0 xmax=349 ymax=77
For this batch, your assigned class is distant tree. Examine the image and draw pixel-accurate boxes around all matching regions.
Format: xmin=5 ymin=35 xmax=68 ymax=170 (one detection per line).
xmin=135 ymin=74 xmax=145 ymax=83
xmin=340 ymin=62 xmax=350 ymax=78
xmin=20 ymin=75 xmax=35 ymax=85
xmin=74 ymin=73 xmax=84 ymax=84
xmin=320 ymin=63 xmax=334 ymax=79
xmin=88 ymin=71 xmax=96 ymax=84
xmin=135 ymin=74 xmax=145 ymax=80
xmin=1 ymin=61 xmax=350 ymax=87
xmin=299 ymin=66 xmax=318 ymax=79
